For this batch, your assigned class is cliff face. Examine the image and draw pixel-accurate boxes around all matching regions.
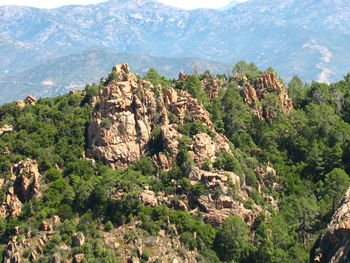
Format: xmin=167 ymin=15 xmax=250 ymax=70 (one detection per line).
xmin=314 ymin=188 xmax=350 ymax=263
xmin=87 ymin=64 xmax=156 ymax=169
xmin=0 ymin=159 xmax=41 ymax=218
xmin=87 ymin=64 xmax=231 ymax=171
xmin=236 ymin=72 xmax=293 ymax=121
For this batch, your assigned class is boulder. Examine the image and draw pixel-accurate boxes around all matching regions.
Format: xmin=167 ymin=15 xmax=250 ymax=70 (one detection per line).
xmin=16 ymin=95 xmax=37 ymax=108
xmin=0 ymin=125 xmax=13 ymax=136
xmin=72 ymin=232 xmax=86 ymax=247
xmin=24 ymin=95 xmax=37 ymax=105
xmin=73 ymin=254 xmax=85 ymax=263
xmin=139 ymin=190 xmax=158 ymax=207
xmin=40 ymin=221 xmax=52 ymax=232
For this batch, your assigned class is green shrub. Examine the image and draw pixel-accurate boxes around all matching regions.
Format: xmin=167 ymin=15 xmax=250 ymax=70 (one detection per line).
xmin=105 ymin=221 xmax=113 ymax=231
xmin=46 ymin=168 xmax=62 ymax=182
xmin=180 ymin=231 xmax=197 ymax=250
xmin=101 ymin=118 xmax=112 ymax=130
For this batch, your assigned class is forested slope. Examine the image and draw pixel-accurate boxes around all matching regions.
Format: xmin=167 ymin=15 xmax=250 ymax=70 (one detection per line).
xmin=0 ymin=62 xmax=350 ymax=262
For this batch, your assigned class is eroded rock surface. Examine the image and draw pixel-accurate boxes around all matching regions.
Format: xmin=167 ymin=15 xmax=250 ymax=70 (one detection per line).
xmin=0 ymin=160 xmax=41 ymax=218
xmin=237 ymin=72 xmax=293 ymax=121
xmin=0 ymin=187 xmax=22 ymax=218
xmin=87 ymin=65 xmax=277 ymax=227
xmin=87 ymin=64 xmax=231 ymax=170
xmin=313 ymin=188 xmax=350 ymax=263
xmin=201 ymin=76 xmax=225 ymax=101
xmin=12 ymin=159 xmax=41 ymax=202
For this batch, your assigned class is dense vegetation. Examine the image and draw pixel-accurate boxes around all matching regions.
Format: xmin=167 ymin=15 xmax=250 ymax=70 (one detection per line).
xmin=0 ymin=63 xmax=350 ymax=262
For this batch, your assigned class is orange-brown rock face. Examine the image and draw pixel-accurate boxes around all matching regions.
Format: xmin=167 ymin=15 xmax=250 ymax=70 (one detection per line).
xmin=0 ymin=187 xmax=22 ymax=218
xmin=87 ymin=64 xmax=159 ymax=169
xmin=239 ymin=72 xmax=293 ymax=121
xmin=313 ymin=188 xmax=350 ymax=263
xmin=87 ymin=64 xmax=232 ymax=170
xmin=12 ymin=159 xmax=41 ymax=202
xmin=0 ymin=160 xmax=41 ymax=218
xmin=201 ymin=77 xmax=225 ymax=101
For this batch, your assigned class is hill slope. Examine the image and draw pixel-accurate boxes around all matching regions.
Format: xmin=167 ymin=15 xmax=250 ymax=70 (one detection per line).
xmin=1 ymin=64 xmax=350 ymax=262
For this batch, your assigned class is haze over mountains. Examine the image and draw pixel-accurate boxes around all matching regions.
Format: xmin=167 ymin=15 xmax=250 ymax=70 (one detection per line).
xmin=0 ymin=0 xmax=349 ymax=103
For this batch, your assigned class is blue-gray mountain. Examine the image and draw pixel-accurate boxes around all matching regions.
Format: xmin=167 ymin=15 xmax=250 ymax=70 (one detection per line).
xmin=0 ymin=0 xmax=349 ymax=102
xmin=0 ymin=48 xmax=228 ymax=104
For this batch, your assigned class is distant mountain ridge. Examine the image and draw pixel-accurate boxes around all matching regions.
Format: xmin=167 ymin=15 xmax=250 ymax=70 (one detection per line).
xmin=0 ymin=48 xmax=229 ymax=104
xmin=0 ymin=0 xmax=349 ymax=103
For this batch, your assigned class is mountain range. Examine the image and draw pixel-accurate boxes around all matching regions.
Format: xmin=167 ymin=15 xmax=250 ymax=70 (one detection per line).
xmin=0 ymin=0 xmax=349 ymax=103
xmin=0 ymin=48 xmax=228 ymax=104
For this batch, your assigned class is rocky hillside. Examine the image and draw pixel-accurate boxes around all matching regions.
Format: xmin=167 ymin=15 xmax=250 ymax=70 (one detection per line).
xmin=86 ymin=64 xmax=284 ymax=227
xmin=0 ymin=63 xmax=350 ymax=262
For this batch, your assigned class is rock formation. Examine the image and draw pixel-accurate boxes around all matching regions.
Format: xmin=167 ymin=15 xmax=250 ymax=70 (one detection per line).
xmin=236 ymin=72 xmax=293 ymax=121
xmin=12 ymin=159 xmax=41 ymax=202
xmin=3 ymin=236 xmax=20 ymax=263
xmin=201 ymin=76 xmax=225 ymax=101
xmin=0 ymin=124 xmax=13 ymax=136
xmin=72 ymin=232 xmax=86 ymax=247
xmin=87 ymin=65 xmax=277 ymax=227
xmin=0 ymin=187 xmax=22 ymax=218
xmin=87 ymin=64 xmax=231 ymax=170
xmin=313 ymin=187 xmax=350 ymax=263
xmin=16 ymin=95 xmax=37 ymax=108
xmin=0 ymin=160 xmax=41 ymax=218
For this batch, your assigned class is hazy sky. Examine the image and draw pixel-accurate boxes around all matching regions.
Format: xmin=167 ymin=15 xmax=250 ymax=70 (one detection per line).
xmin=0 ymin=0 xmax=245 ymax=9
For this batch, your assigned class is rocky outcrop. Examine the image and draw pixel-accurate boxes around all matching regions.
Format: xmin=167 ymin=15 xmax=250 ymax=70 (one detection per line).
xmin=313 ymin=188 xmax=350 ymax=263
xmin=189 ymin=133 xmax=231 ymax=168
xmin=87 ymin=65 xmax=274 ymax=227
xmin=16 ymin=95 xmax=37 ymax=108
xmin=237 ymin=72 xmax=293 ymax=121
xmin=102 ymin=221 xmax=199 ymax=263
xmin=197 ymin=194 xmax=260 ymax=226
xmin=72 ymin=232 xmax=86 ymax=247
xmin=12 ymin=159 xmax=41 ymax=202
xmin=189 ymin=168 xmax=260 ymax=226
xmin=0 ymin=124 xmax=13 ymax=136
xmin=0 ymin=160 xmax=41 ymax=218
xmin=139 ymin=190 xmax=158 ymax=207
xmin=201 ymin=76 xmax=225 ymax=101
xmin=3 ymin=236 xmax=20 ymax=263
xmin=87 ymin=64 xmax=232 ymax=170
xmin=87 ymin=64 xmax=161 ymax=169
xmin=0 ymin=187 xmax=22 ymax=218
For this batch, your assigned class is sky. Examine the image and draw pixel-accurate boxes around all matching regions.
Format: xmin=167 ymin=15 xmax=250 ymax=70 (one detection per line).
xmin=0 ymin=0 xmax=246 ymax=10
